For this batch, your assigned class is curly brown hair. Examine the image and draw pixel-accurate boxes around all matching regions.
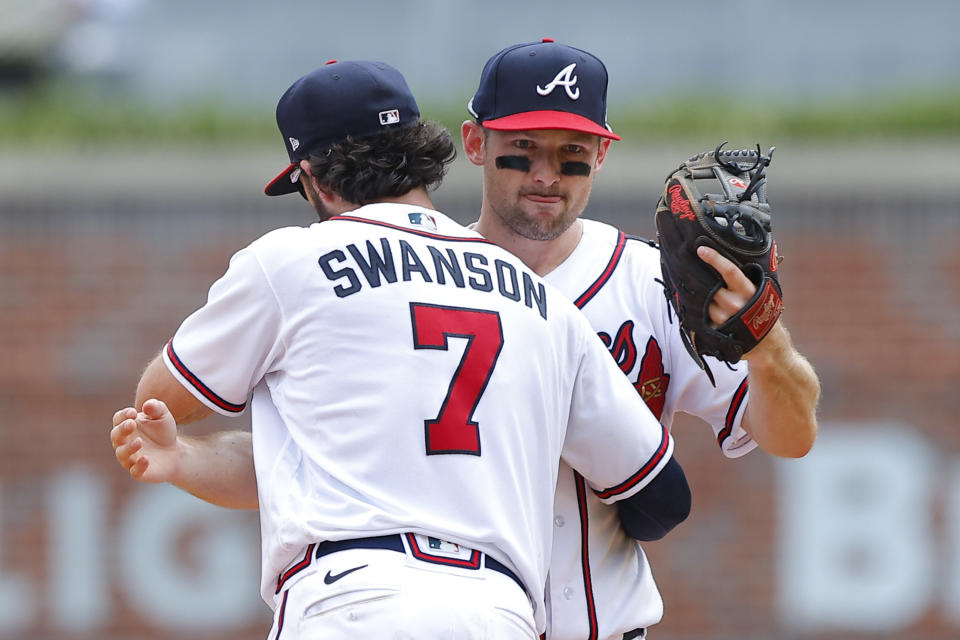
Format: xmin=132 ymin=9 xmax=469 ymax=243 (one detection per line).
xmin=306 ymin=121 xmax=456 ymax=205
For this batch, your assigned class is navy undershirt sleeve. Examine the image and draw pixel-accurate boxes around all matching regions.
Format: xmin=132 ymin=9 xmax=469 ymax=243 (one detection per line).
xmin=616 ymin=456 xmax=692 ymax=541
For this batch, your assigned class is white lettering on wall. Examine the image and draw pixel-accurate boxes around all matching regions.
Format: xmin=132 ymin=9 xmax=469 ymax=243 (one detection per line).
xmin=0 ymin=468 xmax=264 ymax=635
xmin=776 ymin=423 xmax=937 ymax=632
xmin=0 ymin=488 xmax=35 ymax=633
xmin=49 ymin=469 xmax=109 ymax=631
xmin=117 ymin=482 xmax=262 ymax=631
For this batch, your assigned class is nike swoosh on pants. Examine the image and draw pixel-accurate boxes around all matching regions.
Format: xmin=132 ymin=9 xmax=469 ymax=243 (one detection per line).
xmin=323 ymin=564 xmax=369 ymax=585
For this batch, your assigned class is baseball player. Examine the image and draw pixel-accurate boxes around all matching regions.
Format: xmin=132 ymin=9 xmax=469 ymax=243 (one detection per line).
xmin=458 ymin=39 xmax=820 ymax=639
xmin=110 ymin=60 xmax=693 ymax=639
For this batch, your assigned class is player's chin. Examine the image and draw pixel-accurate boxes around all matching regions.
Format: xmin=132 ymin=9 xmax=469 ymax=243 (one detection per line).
xmin=520 ymin=217 xmax=572 ymax=242
xmin=520 ymin=199 xmax=568 ymax=223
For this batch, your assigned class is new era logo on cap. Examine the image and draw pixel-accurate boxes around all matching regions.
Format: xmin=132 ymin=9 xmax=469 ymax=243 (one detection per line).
xmin=468 ymin=38 xmax=620 ymax=140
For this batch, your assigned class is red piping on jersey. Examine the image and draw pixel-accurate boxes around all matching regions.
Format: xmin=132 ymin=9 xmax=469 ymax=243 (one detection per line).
xmin=717 ymin=376 xmax=749 ymax=448
xmin=568 ymin=230 xmax=651 ymax=637
xmin=329 ymin=215 xmax=496 ymax=244
xmin=274 ymin=589 xmax=289 ymax=639
xmin=574 ymin=471 xmax=600 ymax=639
xmin=573 ymin=231 xmax=633 ymax=640
xmin=165 ymin=340 xmax=246 ymax=413
xmin=594 ymin=424 xmax=670 ymax=500
xmin=573 ymin=230 xmax=627 ymax=309
xmin=404 ymin=533 xmax=482 ymax=569
xmin=275 ymin=543 xmax=316 ymax=594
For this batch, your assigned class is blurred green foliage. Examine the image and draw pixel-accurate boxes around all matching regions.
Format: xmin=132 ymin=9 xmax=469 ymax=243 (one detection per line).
xmin=612 ymin=90 xmax=960 ymax=142
xmin=0 ymin=83 xmax=275 ymax=146
xmin=1 ymin=82 xmax=957 ymax=146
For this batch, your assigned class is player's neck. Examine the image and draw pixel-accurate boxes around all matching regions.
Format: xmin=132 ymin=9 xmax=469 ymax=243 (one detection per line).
xmin=322 ymin=187 xmax=437 ymax=217
xmin=474 ymin=214 xmax=582 ymax=277
xmin=372 ymin=187 xmax=436 ymax=210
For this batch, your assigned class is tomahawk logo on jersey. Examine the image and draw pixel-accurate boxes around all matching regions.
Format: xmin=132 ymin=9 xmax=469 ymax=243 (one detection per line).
xmin=541 ymin=218 xmax=755 ymax=640
xmin=599 ymin=321 xmax=671 ymax=421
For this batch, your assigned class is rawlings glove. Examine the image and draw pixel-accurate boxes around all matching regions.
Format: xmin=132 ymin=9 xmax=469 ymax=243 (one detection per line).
xmin=654 ymin=142 xmax=783 ymax=384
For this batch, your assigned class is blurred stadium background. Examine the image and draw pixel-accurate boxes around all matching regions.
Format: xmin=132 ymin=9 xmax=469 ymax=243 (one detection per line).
xmin=1 ymin=1 xmax=959 ymax=639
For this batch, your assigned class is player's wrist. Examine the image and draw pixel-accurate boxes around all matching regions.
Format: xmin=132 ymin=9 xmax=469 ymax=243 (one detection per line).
xmin=741 ymin=322 xmax=790 ymax=366
xmin=162 ymin=435 xmax=192 ymax=486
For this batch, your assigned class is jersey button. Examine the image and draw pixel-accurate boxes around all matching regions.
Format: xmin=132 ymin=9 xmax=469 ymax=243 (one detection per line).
xmin=563 ymin=587 xmax=574 ymax=599
xmin=554 ymin=516 xmax=565 ymax=527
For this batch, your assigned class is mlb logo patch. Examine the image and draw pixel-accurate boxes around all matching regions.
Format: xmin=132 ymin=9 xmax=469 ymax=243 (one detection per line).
xmin=411 ymin=534 xmax=473 ymax=561
xmin=408 ymin=212 xmax=437 ymax=231
xmin=428 ymin=537 xmax=460 ymax=553
xmin=379 ymin=109 xmax=401 ymax=125
xmin=406 ymin=533 xmax=481 ymax=569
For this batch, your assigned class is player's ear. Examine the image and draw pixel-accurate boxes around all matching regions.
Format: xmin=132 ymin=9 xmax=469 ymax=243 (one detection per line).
xmin=312 ymin=180 xmax=336 ymax=204
xmin=298 ymin=160 xmax=330 ymax=199
xmin=461 ymin=121 xmax=486 ymax=167
xmin=594 ymin=138 xmax=612 ymax=173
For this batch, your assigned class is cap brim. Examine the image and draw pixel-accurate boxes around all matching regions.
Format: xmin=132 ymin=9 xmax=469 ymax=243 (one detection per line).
xmin=264 ymin=162 xmax=302 ymax=196
xmin=481 ymin=110 xmax=621 ymax=141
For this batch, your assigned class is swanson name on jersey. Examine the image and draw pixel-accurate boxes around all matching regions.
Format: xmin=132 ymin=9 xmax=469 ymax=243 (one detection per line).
xmin=318 ymin=237 xmax=548 ymax=320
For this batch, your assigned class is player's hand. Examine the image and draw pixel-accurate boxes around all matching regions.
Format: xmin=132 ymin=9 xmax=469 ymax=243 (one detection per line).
xmin=110 ymin=399 xmax=182 ymax=484
xmin=696 ymin=245 xmax=758 ymax=326
xmin=697 ymin=244 xmax=792 ymax=363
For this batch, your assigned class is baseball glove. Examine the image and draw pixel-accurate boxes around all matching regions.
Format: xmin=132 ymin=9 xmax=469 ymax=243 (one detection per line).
xmin=654 ymin=142 xmax=783 ymax=384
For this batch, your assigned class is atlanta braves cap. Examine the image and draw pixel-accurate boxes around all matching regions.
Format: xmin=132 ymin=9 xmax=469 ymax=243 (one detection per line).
xmin=467 ymin=38 xmax=620 ymax=141
xmin=265 ymin=59 xmax=421 ymax=196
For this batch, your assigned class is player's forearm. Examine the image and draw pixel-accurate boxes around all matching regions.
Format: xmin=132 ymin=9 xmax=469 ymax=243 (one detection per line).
xmin=134 ymin=352 xmax=255 ymax=507
xmin=136 ymin=351 xmax=213 ymax=424
xmin=174 ymin=431 xmax=258 ymax=510
xmin=743 ymin=324 xmax=820 ymax=458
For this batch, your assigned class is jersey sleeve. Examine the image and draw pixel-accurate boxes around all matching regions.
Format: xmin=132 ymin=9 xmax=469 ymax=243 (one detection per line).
xmin=621 ymin=238 xmax=758 ymax=459
xmin=668 ymin=346 xmax=756 ymax=458
xmin=654 ymin=276 xmax=757 ymax=458
xmin=698 ymin=358 xmax=755 ymax=457
xmin=163 ymin=246 xmax=285 ymax=416
xmin=561 ymin=313 xmax=675 ymax=504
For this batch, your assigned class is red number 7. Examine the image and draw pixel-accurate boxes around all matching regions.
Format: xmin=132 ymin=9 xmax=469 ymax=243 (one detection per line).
xmin=410 ymin=303 xmax=504 ymax=455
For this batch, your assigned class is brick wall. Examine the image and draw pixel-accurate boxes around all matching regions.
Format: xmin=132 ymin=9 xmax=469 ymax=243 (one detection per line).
xmin=1 ymin=158 xmax=958 ymax=639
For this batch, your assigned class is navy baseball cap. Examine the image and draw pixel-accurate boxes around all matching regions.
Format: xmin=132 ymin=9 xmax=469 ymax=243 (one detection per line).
xmin=265 ymin=59 xmax=421 ymax=196
xmin=467 ymin=38 xmax=620 ymax=141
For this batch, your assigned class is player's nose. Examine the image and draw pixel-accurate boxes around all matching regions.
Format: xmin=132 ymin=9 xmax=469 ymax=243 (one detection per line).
xmin=528 ymin=155 xmax=562 ymax=186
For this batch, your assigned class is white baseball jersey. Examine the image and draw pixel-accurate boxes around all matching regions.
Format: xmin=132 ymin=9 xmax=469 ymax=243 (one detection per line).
xmin=542 ymin=218 xmax=755 ymax=640
xmin=162 ymin=203 xmax=676 ymax=635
